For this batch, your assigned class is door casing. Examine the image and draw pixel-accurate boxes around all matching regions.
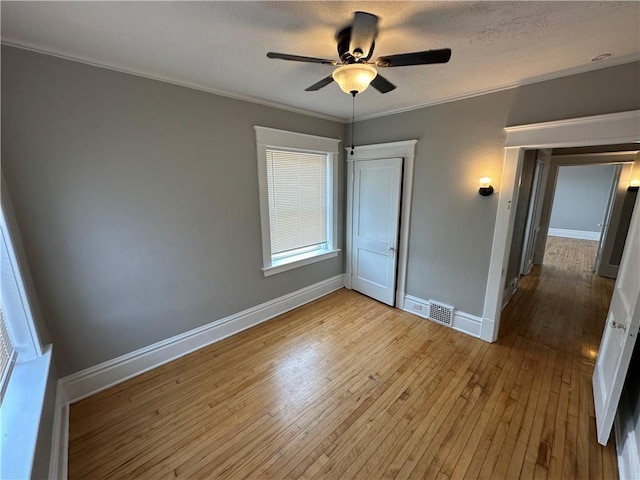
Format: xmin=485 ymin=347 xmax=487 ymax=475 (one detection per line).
xmin=345 ymin=140 xmax=417 ymax=308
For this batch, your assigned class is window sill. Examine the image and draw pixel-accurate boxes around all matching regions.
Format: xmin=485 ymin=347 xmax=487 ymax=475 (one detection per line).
xmin=262 ymin=249 xmax=340 ymax=277
xmin=1 ymin=346 xmax=52 ymax=480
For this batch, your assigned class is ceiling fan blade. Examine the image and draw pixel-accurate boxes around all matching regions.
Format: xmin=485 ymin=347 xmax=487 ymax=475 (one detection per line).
xmin=370 ymin=74 xmax=396 ymax=94
xmin=349 ymin=11 xmax=379 ymax=59
xmin=305 ymin=75 xmax=335 ymax=91
xmin=375 ymin=48 xmax=452 ymax=67
xmin=267 ymin=52 xmax=336 ymax=65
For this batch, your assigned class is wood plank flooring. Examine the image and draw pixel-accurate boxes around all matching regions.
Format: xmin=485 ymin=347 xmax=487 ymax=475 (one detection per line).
xmin=68 ymin=236 xmax=618 ymax=479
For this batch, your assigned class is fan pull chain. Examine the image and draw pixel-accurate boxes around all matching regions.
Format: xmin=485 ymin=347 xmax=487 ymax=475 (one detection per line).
xmin=350 ymin=91 xmax=356 ymax=156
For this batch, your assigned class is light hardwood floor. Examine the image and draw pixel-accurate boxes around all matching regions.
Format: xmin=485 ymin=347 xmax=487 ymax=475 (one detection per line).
xmin=69 ymin=236 xmax=618 ymax=479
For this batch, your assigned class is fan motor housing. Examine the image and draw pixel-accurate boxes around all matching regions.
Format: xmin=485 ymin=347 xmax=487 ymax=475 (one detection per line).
xmin=336 ymin=27 xmax=355 ymax=64
xmin=336 ymin=27 xmax=374 ymax=64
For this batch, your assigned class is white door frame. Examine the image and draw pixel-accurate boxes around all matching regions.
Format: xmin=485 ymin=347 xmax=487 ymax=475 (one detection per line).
xmin=345 ymin=140 xmax=418 ymax=307
xmin=483 ymin=110 xmax=640 ymax=342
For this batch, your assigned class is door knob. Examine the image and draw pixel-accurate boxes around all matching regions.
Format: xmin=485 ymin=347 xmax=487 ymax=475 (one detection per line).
xmin=389 ymin=246 xmax=396 ymax=255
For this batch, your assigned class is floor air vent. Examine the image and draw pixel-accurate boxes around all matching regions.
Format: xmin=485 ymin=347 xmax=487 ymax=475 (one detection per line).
xmin=428 ymin=301 xmax=454 ymax=326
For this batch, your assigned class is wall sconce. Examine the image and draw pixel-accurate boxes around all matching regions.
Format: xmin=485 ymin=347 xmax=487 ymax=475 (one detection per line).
xmin=479 ymin=177 xmax=494 ymax=196
xmin=628 ymin=179 xmax=639 ymax=192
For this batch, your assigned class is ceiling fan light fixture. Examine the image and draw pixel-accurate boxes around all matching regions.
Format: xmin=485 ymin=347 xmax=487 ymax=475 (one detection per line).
xmin=332 ymin=63 xmax=377 ymax=94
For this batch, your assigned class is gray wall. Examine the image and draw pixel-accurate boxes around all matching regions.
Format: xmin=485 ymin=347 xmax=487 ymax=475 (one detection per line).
xmin=1 ymin=46 xmax=345 ymax=376
xmin=549 ymin=164 xmax=616 ymax=232
xmin=351 ymin=61 xmax=640 ymax=316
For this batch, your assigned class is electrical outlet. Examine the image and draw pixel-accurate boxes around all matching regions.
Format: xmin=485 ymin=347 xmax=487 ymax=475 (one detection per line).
xmin=407 ymin=300 xmax=423 ymax=311
xmin=405 ymin=299 xmax=428 ymax=317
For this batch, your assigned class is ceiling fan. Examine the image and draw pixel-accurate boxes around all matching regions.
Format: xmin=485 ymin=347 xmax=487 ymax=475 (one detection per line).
xmin=267 ymin=11 xmax=451 ymax=95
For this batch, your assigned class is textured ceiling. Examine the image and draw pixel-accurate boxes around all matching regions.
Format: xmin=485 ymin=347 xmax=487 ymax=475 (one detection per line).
xmin=2 ymin=1 xmax=639 ymax=121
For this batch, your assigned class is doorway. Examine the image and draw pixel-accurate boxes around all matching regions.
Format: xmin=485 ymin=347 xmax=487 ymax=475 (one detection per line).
xmin=533 ymin=154 xmax=635 ymax=279
xmin=504 ymin=153 xmax=636 ymax=307
xmin=483 ymin=110 xmax=640 ymax=341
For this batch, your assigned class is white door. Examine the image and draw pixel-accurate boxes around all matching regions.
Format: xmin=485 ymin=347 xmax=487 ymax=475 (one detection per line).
xmin=594 ymin=164 xmax=621 ymax=273
xmin=520 ymin=158 xmax=547 ymax=275
xmin=593 ymin=194 xmax=640 ymax=445
xmin=596 ymin=163 xmax=633 ymax=278
xmin=351 ymin=158 xmax=403 ymax=306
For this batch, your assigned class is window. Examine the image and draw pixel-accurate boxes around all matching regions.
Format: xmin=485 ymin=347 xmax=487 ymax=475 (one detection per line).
xmin=255 ymin=126 xmax=340 ymax=276
xmin=267 ymin=149 xmax=327 ymax=257
xmin=0 ymin=308 xmax=16 ymax=404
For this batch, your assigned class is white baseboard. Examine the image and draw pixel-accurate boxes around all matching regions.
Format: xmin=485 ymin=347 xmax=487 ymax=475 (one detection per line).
xmin=480 ymin=317 xmax=496 ymax=342
xmin=614 ymin=389 xmax=640 ymax=480
xmin=61 ymin=275 xmax=345 ymax=403
xmin=402 ymin=294 xmax=484 ymax=340
xmin=453 ymin=310 xmax=483 ymax=338
xmin=548 ymin=228 xmax=600 ymax=241
xmin=49 ymin=380 xmax=69 ymax=480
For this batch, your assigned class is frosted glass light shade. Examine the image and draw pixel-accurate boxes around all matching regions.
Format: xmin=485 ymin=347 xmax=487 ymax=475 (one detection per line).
xmin=478 ymin=177 xmax=494 ymax=196
xmin=332 ymin=64 xmax=377 ymax=94
xmin=479 ymin=177 xmax=492 ymax=188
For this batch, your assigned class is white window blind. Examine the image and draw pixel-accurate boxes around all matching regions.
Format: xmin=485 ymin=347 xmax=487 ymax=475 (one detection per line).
xmin=266 ymin=149 xmax=327 ymax=257
xmin=0 ymin=307 xmax=16 ymax=403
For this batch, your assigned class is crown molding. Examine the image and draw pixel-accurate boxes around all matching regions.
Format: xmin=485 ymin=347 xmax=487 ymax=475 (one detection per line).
xmin=3 ymin=41 xmax=638 ymax=124
xmin=1 ymin=41 xmax=344 ymax=124
xmin=355 ymin=53 xmax=640 ymax=122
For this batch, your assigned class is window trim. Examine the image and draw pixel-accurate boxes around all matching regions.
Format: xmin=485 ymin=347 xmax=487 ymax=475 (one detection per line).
xmin=1 ymin=181 xmax=43 ymax=364
xmin=1 ymin=179 xmax=54 ymax=479
xmin=255 ymin=126 xmax=340 ymax=277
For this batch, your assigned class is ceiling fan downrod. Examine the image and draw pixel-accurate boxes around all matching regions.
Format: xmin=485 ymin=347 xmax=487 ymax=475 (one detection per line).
xmin=351 ymin=91 xmax=356 ymax=156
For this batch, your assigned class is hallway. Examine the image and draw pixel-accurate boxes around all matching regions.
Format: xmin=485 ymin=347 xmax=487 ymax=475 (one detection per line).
xmin=499 ymin=235 xmax=617 ymax=478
